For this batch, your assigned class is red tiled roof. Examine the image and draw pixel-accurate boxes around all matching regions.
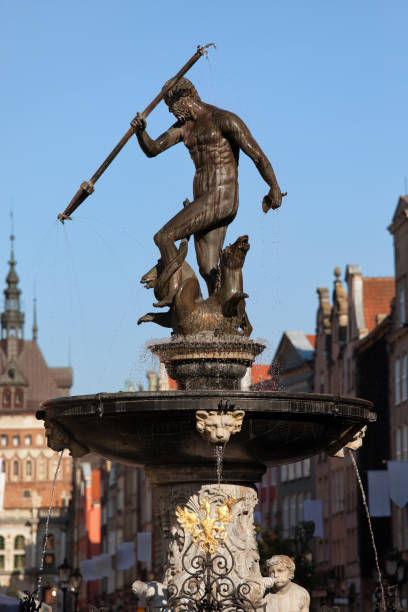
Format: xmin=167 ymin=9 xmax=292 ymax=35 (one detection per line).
xmin=362 ymin=278 xmax=395 ymax=332
xmin=168 ymin=377 xmax=178 ymax=390
xmin=306 ymin=334 xmax=316 ymax=348
xmin=251 ymin=365 xmax=270 ymax=385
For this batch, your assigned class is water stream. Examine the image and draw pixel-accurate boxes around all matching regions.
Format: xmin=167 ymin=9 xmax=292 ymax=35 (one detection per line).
xmin=215 ymin=443 xmax=225 ymax=489
xmin=37 ymin=450 xmax=64 ymax=594
xmin=347 ymin=448 xmax=386 ymax=611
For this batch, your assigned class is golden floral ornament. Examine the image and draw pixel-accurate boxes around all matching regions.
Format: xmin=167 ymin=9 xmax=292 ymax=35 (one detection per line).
xmin=176 ymin=495 xmax=236 ymax=554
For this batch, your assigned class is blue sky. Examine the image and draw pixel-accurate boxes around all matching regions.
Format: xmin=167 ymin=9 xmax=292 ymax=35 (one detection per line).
xmin=0 ymin=1 xmax=407 ymax=394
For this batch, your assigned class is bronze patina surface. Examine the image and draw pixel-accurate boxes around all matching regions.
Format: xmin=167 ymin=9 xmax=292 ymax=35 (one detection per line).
xmin=131 ymin=77 xmax=285 ymax=335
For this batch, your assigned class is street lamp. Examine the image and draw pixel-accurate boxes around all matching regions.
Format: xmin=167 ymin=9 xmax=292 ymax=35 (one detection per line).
xmin=378 ymin=549 xmax=405 ymax=611
xmin=70 ymin=567 xmax=83 ymax=612
xmin=58 ymin=558 xmax=72 ymax=612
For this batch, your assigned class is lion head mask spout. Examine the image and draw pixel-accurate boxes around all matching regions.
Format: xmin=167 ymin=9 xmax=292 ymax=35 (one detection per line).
xmin=195 ymin=409 xmax=245 ymax=444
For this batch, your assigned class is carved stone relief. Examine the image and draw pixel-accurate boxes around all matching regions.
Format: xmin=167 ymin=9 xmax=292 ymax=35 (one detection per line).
xmin=333 ymin=425 xmax=367 ymax=458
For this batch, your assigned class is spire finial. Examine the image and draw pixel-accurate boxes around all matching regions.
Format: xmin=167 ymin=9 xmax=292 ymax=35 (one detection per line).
xmin=334 ymin=266 xmax=341 ymax=281
xmin=10 ymin=210 xmax=15 ymax=262
xmin=32 ymin=295 xmax=38 ymax=342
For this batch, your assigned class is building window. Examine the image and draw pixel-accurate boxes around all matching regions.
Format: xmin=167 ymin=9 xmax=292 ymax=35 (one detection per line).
xmin=2 ymin=389 xmax=11 ymax=408
xmin=44 ymin=554 xmax=55 ymax=569
xmin=23 ymin=490 xmax=31 ymax=498
xmin=280 ymin=465 xmax=288 ymax=482
xmin=42 ymin=588 xmax=55 ymax=605
xmin=288 ymin=463 xmax=295 ymax=480
xmin=0 ymin=556 xmax=4 ymax=570
xmin=24 ymin=435 xmax=32 ymax=447
xmin=319 ymin=372 xmax=324 ymax=393
xmin=271 ymin=499 xmax=277 ymax=527
xmin=12 ymin=435 xmax=20 ymax=447
xmin=261 ymin=472 xmax=268 ymax=487
xmin=13 ymin=461 xmax=19 ymax=476
xmin=13 ymin=555 xmax=25 ymax=570
xmin=270 ymin=467 xmax=276 ymax=486
xmin=26 ymin=461 xmax=32 ymax=476
xmin=297 ymin=493 xmax=304 ymax=523
xmin=395 ymin=359 xmax=401 ymax=405
xmin=346 ymin=358 xmax=351 ymax=392
xmin=400 ymin=288 xmax=406 ymax=326
xmin=14 ymin=389 xmax=23 ymax=408
xmin=396 ymin=428 xmax=402 ymax=461
xmin=403 ymin=356 xmax=408 ymax=403
xmin=44 ymin=534 xmax=55 ymax=551
xmin=37 ymin=458 xmax=45 ymax=480
xmin=303 ymin=458 xmax=311 ymax=477
xmin=403 ymin=426 xmax=408 ymax=461
xmin=0 ymin=536 xmax=4 ymax=550
xmin=282 ymin=497 xmax=289 ymax=538
xmin=14 ymin=535 xmax=25 ymax=549
xmin=295 ymin=461 xmax=303 ymax=479
xmin=1 ymin=435 xmax=8 ymax=447
xmin=108 ymin=496 xmax=116 ymax=518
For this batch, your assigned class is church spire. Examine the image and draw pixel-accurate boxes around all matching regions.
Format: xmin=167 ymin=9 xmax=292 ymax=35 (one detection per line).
xmin=1 ymin=221 xmax=25 ymax=341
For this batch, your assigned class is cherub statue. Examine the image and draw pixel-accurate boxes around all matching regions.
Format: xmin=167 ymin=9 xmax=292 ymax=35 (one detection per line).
xmin=263 ymin=555 xmax=310 ymax=611
xmin=132 ymin=580 xmax=168 ymax=612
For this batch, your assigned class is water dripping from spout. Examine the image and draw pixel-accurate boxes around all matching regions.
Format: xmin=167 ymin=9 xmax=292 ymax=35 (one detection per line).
xmin=215 ymin=443 xmax=225 ymax=489
xmin=347 ymin=448 xmax=386 ymax=611
xmin=37 ymin=450 xmax=64 ymax=594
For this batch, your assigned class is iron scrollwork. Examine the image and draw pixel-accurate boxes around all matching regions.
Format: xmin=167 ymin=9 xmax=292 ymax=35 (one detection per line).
xmin=166 ymin=542 xmax=266 ymax=611
xmin=19 ymin=590 xmax=42 ymax=612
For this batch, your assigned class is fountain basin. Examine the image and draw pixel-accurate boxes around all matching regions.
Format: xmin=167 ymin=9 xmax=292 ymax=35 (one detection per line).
xmin=38 ymin=391 xmax=375 ymax=474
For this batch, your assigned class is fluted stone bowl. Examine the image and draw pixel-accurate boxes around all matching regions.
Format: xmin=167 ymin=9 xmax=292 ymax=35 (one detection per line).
xmin=38 ymin=391 xmax=375 ymax=479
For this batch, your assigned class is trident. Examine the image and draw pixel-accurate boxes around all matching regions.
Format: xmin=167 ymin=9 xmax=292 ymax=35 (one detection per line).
xmin=57 ymin=43 xmax=216 ymax=223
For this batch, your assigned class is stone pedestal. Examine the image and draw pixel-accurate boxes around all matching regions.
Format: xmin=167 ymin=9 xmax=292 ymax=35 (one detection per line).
xmin=145 ymin=465 xmax=267 ymax=610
